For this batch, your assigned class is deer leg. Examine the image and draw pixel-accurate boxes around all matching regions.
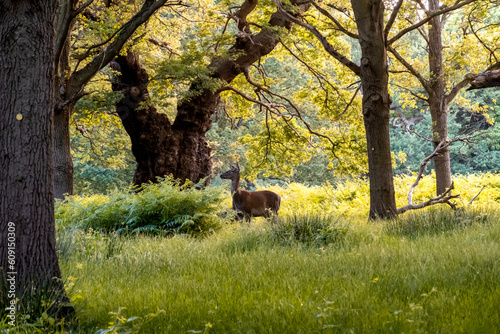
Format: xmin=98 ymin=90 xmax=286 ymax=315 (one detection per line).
xmin=235 ymin=211 xmax=244 ymax=222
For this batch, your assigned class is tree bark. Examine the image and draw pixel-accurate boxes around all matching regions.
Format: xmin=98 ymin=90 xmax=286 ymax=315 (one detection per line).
xmin=468 ymin=69 xmax=500 ymax=90
xmin=113 ymin=1 xmax=310 ymax=187
xmin=428 ymin=0 xmax=452 ymax=195
xmin=53 ymin=0 xmax=78 ymax=200
xmin=0 ymin=0 xmax=72 ymax=317
xmin=352 ymin=0 xmax=397 ymax=219
xmin=53 ymin=104 xmax=75 ymax=199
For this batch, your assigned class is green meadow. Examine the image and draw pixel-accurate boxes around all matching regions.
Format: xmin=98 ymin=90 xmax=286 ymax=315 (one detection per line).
xmin=4 ymin=173 xmax=500 ymax=333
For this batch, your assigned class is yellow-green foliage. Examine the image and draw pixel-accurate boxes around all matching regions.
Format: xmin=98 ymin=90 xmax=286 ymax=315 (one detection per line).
xmin=260 ymin=172 xmax=500 ymax=218
xmin=57 ymin=173 xmax=500 ymax=234
xmin=55 ymin=177 xmax=227 ymax=235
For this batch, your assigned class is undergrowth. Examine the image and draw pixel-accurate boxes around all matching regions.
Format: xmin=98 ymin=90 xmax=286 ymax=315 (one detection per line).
xmin=55 ymin=177 xmax=228 ymax=236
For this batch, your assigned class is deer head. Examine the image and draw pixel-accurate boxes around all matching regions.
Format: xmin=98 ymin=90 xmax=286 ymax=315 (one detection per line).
xmin=220 ymin=163 xmax=240 ymax=181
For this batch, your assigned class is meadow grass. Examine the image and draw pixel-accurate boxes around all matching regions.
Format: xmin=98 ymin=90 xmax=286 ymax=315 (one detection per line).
xmin=3 ymin=173 xmax=500 ymax=333
xmin=51 ymin=206 xmax=500 ymax=334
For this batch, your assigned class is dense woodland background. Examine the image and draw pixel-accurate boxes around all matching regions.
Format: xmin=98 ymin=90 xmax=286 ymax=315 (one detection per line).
xmin=65 ymin=0 xmax=499 ymax=195
xmin=1 ymin=0 xmax=500 ymax=332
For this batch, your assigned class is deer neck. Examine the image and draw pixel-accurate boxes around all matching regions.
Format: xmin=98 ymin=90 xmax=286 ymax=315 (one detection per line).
xmin=231 ymin=176 xmax=240 ymax=195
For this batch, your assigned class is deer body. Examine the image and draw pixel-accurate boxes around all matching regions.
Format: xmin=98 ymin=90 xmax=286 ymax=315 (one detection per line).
xmin=221 ymin=165 xmax=281 ymax=222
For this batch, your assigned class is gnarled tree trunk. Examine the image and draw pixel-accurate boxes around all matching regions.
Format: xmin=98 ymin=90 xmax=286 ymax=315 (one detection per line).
xmin=111 ymin=52 xmax=213 ymax=185
xmin=352 ymin=0 xmax=397 ymax=219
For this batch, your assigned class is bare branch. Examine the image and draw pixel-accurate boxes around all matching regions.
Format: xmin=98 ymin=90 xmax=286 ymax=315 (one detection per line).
xmin=148 ymin=38 xmax=179 ymax=55
xmin=335 ymin=84 xmax=360 ymax=121
xmin=397 ymin=140 xmax=460 ymax=214
xmin=219 ymin=85 xmax=274 ymax=109
xmin=391 ymin=82 xmax=429 ymax=102
xmin=397 ymin=182 xmax=460 ymax=214
xmin=279 ymin=41 xmax=349 ymax=108
xmin=241 ymin=67 xmax=340 ymax=149
xmin=446 ymin=75 xmax=475 ymax=103
xmin=387 ymin=0 xmax=476 ymax=46
xmin=397 ymin=140 xmax=464 ymax=214
xmin=388 ymin=46 xmax=431 ymax=93
xmin=468 ymin=8 xmax=499 ymax=64
xmin=469 ymin=185 xmax=486 ymax=205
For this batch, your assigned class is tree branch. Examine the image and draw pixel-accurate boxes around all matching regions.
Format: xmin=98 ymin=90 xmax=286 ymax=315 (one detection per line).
xmin=468 ymin=8 xmax=499 ymax=64
xmin=397 ymin=141 xmax=459 ymax=214
xmin=387 ymin=0 xmax=476 ymax=46
xmin=274 ymin=0 xmax=361 ymax=76
xmin=233 ymin=0 xmax=258 ymax=32
xmin=55 ymin=0 xmax=82 ymax=74
xmin=311 ymin=1 xmax=358 ymax=39
xmin=388 ymin=46 xmax=431 ymax=93
xmin=446 ymin=75 xmax=475 ymax=102
xmin=467 ymin=68 xmax=500 ymax=90
xmin=469 ymin=185 xmax=486 ymax=205
xmin=384 ymin=0 xmax=404 ymax=42
xmin=67 ymin=0 xmax=183 ymax=97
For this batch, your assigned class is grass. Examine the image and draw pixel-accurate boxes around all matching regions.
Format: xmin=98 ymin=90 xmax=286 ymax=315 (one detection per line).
xmin=3 ymin=173 xmax=500 ymax=333
xmin=47 ymin=207 xmax=500 ymax=333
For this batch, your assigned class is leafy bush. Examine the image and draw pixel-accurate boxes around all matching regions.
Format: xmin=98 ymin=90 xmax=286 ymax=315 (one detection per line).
xmin=267 ymin=213 xmax=349 ymax=246
xmin=55 ymin=177 xmax=228 ymax=236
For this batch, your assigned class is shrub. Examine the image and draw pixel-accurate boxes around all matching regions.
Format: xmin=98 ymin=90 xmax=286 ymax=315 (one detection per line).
xmin=55 ymin=177 xmax=228 ymax=236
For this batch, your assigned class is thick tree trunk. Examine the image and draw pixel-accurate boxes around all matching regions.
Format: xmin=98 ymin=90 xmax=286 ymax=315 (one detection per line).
xmin=0 ymin=0 xmax=72 ymax=317
xmin=113 ymin=2 xmax=310 ymax=187
xmin=53 ymin=104 xmax=74 ymax=199
xmin=352 ymin=0 xmax=397 ymax=219
xmin=112 ymin=52 xmax=213 ymax=186
xmin=428 ymin=0 xmax=452 ymax=195
xmin=51 ymin=0 xmax=176 ymax=197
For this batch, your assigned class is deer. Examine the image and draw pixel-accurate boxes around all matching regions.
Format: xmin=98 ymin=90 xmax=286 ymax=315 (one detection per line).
xmin=220 ymin=163 xmax=281 ymax=222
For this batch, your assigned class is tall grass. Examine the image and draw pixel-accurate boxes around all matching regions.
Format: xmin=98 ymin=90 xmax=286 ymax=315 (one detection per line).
xmin=46 ymin=208 xmax=500 ymax=333
xmin=3 ymin=173 xmax=499 ymax=333
xmin=385 ymin=206 xmax=497 ymax=237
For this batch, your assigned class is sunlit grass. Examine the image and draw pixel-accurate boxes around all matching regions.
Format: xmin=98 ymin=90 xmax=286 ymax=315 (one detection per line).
xmin=53 ymin=206 xmax=500 ymax=333
xmin=4 ymin=173 xmax=499 ymax=333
